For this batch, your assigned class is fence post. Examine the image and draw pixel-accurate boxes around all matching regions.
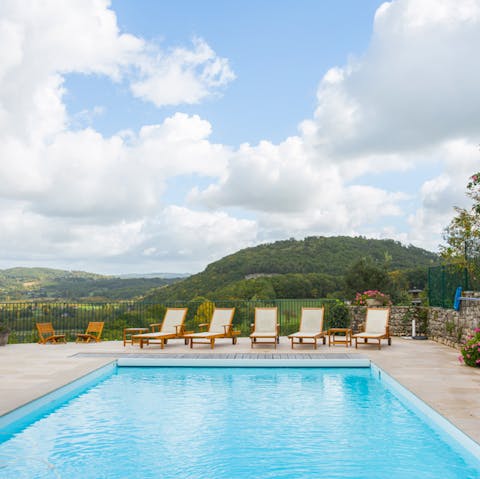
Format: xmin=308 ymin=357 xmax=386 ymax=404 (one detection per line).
xmin=427 ymin=267 xmax=432 ymax=306
xmin=441 ymin=265 xmax=446 ymax=308
xmin=464 ymin=267 xmax=470 ymax=291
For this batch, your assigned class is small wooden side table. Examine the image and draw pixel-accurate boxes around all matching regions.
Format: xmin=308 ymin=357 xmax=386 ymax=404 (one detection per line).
xmin=123 ymin=327 xmax=149 ymax=347
xmin=328 ymin=328 xmax=352 ymax=347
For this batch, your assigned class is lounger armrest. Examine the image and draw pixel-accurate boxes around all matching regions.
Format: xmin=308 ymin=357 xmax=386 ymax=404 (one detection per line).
xmin=386 ymin=325 xmax=390 ymax=337
xmin=222 ymin=324 xmax=232 ymax=334
xmin=250 ymin=323 xmax=254 ymax=333
xmin=198 ymin=323 xmax=209 ymax=331
xmin=358 ymin=322 xmax=365 ymax=333
xmin=174 ymin=324 xmax=184 ymax=335
xmin=149 ymin=323 xmax=162 ymax=332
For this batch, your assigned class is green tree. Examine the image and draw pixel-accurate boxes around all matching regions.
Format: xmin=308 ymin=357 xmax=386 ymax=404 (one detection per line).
xmin=441 ymin=172 xmax=480 ymax=275
xmin=343 ymin=257 xmax=393 ymax=299
xmin=191 ymin=297 xmax=215 ymax=326
xmin=326 ymin=301 xmax=350 ymax=329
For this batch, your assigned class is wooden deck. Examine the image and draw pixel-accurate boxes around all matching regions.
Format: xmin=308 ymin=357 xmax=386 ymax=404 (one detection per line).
xmin=73 ymin=352 xmax=365 ymax=359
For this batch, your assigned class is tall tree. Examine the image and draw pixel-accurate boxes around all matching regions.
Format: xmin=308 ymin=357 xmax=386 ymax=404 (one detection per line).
xmin=343 ymin=257 xmax=393 ymax=299
xmin=441 ymin=172 xmax=480 ymax=274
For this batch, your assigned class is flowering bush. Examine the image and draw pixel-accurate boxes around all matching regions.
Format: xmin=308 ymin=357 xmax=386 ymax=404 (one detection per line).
xmin=459 ymin=328 xmax=480 ymax=367
xmin=467 ymin=172 xmax=480 ymax=214
xmin=467 ymin=172 xmax=480 ymax=190
xmin=353 ymin=290 xmax=391 ymax=306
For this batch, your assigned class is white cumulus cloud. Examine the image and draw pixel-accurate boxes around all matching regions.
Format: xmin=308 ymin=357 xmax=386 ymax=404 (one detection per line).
xmin=1 ymin=0 xmax=480 ymax=274
xmin=191 ymin=0 xmax=480 ymax=255
xmin=131 ymin=37 xmax=235 ymax=106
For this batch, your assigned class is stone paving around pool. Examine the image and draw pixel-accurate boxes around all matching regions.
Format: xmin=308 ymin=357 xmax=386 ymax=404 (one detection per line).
xmin=1 ymin=337 xmax=480 ymax=445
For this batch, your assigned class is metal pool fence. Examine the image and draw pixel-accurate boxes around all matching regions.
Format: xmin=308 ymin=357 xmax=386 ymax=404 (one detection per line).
xmin=0 ymin=299 xmax=343 ymax=343
xmin=428 ymin=265 xmax=480 ymax=308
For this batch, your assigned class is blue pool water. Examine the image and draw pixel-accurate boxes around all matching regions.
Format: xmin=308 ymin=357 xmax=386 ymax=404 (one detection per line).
xmin=1 ymin=367 xmax=480 ymax=479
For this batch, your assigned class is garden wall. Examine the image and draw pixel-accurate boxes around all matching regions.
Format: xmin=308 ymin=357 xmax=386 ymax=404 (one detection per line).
xmin=349 ymin=291 xmax=480 ymax=350
xmin=429 ymin=291 xmax=480 ymax=348
xmin=349 ymin=306 xmax=424 ymax=337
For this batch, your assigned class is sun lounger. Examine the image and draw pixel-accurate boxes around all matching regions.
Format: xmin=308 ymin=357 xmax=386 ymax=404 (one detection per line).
xmin=132 ymin=308 xmax=188 ymax=349
xmin=288 ymin=307 xmax=326 ymax=349
xmin=76 ymin=321 xmax=104 ymax=343
xmin=184 ymin=308 xmax=238 ymax=349
xmin=250 ymin=307 xmax=279 ymax=349
xmin=36 ymin=322 xmax=66 ymax=344
xmin=352 ymin=307 xmax=391 ymax=350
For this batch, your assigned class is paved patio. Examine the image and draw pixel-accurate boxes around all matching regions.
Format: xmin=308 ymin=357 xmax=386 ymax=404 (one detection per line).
xmin=1 ymin=336 xmax=480 ymax=444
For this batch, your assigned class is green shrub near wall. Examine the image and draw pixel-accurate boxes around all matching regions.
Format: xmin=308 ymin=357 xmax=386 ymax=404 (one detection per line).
xmin=325 ymin=301 xmax=351 ymax=329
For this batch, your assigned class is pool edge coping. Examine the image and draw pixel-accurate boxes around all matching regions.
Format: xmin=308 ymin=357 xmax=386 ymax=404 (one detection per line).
xmin=0 ymin=361 xmax=116 ymax=431
xmin=371 ymin=363 xmax=480 ymax=460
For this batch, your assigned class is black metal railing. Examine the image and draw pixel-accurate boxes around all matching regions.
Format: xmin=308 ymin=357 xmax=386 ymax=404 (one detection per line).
xmin=0 ymin=299 xmax=343 ymax=343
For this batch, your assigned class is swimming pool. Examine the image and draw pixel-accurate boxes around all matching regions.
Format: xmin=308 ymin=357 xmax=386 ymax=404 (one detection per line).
xmin=1 ymin=365 xmax=480 ymax=478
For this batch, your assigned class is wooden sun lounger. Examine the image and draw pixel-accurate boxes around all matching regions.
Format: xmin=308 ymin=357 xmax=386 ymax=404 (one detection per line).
xmin=132 ymin=308 xmax=188 ymax=349
xmin=184 ymin=308 xmax=238 ymax=349
xmin=250 ymin=307 xmax=279 ymax=349
xmin=288 ymin=307 xmax=327 ymax=349
xmin=76 ymin=321 xmax=104 ymax=343
xmin=36 ymin=322 xmax=66 ymax=344
xmin=353 ymin=307 xmax=391 ymax=350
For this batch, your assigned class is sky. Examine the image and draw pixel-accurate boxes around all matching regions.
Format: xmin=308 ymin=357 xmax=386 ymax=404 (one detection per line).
xmin=0 ymin=0 xmax=479 ymax=275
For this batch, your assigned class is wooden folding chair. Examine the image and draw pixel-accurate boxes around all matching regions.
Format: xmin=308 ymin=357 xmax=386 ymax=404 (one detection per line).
xmin=76 ymin=322 xmax=104 ymax=343
xmin=36 ymin=322 xmax=66 ymax=344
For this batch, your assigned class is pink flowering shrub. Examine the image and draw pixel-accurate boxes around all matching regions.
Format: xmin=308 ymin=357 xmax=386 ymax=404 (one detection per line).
xmin=467 ymin=172 xmax=480 ymax=214
xmin=459 ymin=328 xmax=480 ymax=367
xmin=467 ymin=172 xmax=480 ymax=190
xmin=353 ymin=290 xmax=391 ymax=306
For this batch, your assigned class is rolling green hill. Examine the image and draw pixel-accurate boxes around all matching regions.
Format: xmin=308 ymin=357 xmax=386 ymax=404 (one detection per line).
xmin=0 ymin=267 xmax=181 ymax=301
xmin=145 ymin=236 xmax=439 ymax=302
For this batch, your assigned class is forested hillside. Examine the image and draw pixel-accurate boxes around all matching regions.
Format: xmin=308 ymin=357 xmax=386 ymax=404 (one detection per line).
xmin=145 ymin=236 xmax=439 ymax=302
xmin=0 ymin=237 xmax=439 ymax=303
xmin=0 ymin=267 xmax=180 ymax=301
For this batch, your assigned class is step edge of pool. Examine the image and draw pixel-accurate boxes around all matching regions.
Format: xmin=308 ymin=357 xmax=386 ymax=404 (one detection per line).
xmin=116 ymin=358 xmax=371 ymax=367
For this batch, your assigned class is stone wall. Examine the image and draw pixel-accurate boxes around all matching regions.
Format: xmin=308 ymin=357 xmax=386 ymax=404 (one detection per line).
xmin=348 ymin=291 xmax=480 ymax=350
xmin=429 ymin=291 xmax=480 ymax=349
xmin=349 ymin=305 xmax=426 ymax=337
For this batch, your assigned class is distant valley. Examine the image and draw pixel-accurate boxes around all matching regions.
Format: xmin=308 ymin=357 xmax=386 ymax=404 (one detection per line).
xmin=0 ymin=267 xmax=186 ymax=301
